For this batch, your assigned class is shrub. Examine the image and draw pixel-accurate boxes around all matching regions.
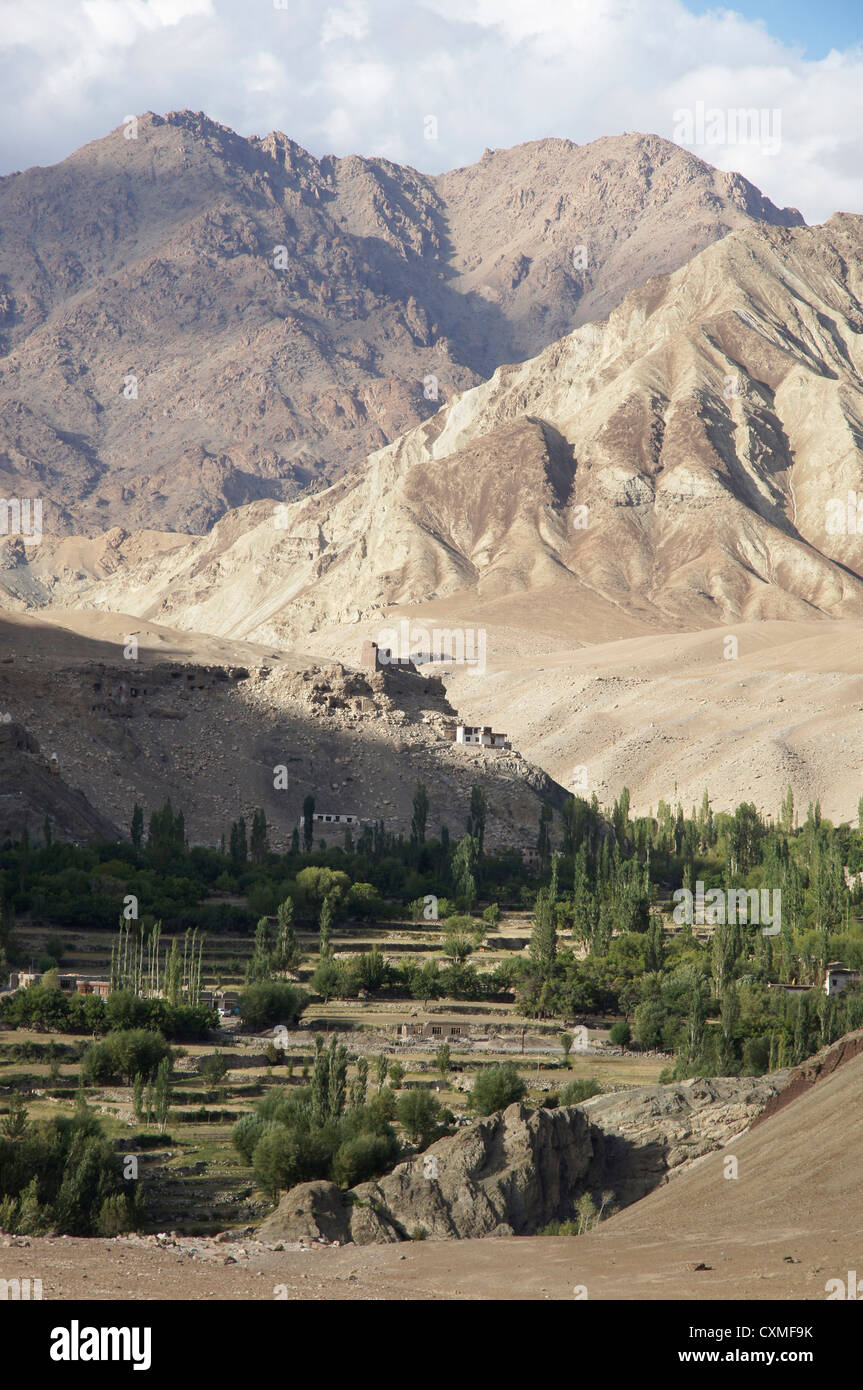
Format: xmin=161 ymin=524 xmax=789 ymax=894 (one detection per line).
xmin=469 ymin=1062 xmax=526 ymax=1116
xmin=199 ymin=1051 xmax=229 ymax=1084
xmin=331 ymin=1131 xmax=398 ymax=1188
xmin=396 ymin=1088 xmax=441 ymax=1143
xmin=232 ymin=1114 xmax=276 ymax=1164
xmin=609 ymin=1021 xmax=631 ymax=1046
xmin=81 ymin=1029 xmax=171 ymax=1084
xmin=560 ymin=1077 xmax=602 ymax=1106
xmin=311 ymin=958 xmax=348 ymax=1001
xmin=239 ymin=983 xmax=308 ymax=1030
xmin=96 ymin=1194 xmax=134 ymax=1236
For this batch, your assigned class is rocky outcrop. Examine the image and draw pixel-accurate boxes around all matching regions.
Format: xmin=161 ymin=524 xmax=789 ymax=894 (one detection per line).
xmin=581 ymin=1073 xmax=789 ymax=1207
xmin=257 ymin=1072 xmax=789 ymax=1245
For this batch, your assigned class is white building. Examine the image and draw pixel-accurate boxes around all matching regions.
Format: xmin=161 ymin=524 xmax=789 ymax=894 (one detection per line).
xmin=300 ymin=812 xmax=361 ymax=829
xmin=824 ymin=961 xmax=862 ymax=997
xmin=455 ymin=724 xmax=509 ymax=748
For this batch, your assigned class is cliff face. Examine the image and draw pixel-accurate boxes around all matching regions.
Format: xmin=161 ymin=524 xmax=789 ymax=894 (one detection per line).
xmin=257 ymin=1074 xmax=787 ymax=1244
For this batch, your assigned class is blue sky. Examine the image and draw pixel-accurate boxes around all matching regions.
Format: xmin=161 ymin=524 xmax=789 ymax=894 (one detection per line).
xmin=691 ymin=1 xmax=862 ymax=58
xmin=0 ymin=1 xmax=862 ymax=221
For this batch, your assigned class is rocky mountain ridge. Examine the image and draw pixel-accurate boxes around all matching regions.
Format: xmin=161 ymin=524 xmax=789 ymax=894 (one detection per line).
xmin=0 ymin=113 xmax=802 ymax=535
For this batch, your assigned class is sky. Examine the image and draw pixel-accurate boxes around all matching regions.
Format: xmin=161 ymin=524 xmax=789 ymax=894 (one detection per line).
xmin=0 ymin=0 xmax=861 ymax=222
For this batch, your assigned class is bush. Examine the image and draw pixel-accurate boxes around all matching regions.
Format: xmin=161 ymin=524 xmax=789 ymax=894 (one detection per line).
xmin=560 ymin=1077 xmax=602 ymax=1106
xmin=396 ymin=1088 xmax=441 ymax=1143
xmin=0 ymin=1109 xmax=135 ymax=1236
xmin=81 ymin=1029 xmax=171 ymax=1084
xmin=233 ymin=1114 xmax=277 ymax=1164
xmin=251 ymin=1127 xmax=331 ymax=1200
xmin=470 ymin=1062 xmax=526 ymax=1116
xmin=331 ymin=1132 xmax=398 ymax=1188
xmin=609 ymin=1021 xmax=631 ymax=1046
xmin=742 ymin=1034 xmax=771 ymax=1075
xmin=311 ymin=958 xmax=348 ymax=1001
xmin=239 ymin=983 xmax=308 ymax=1030
xmin=199 ymin=1051 xmax=229 ymax=1084
xmin=96 ymin=1193 xmax=134 ymax=1236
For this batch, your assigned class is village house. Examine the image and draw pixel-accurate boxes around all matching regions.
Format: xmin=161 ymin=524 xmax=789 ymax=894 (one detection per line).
xmin=8 ymin=971 xmax=111 ymax=997
xmin=448 ymin=724 xmax=510 ymax=748
xmin=204 ymin=988 xmax=241 ymax=1017
xmin=301 ymin=811 xmax=361 ymax=830
xmin=824 ymin=961 xmax=862 ymax=997
xmin=400 ymin=1020 xmax=466 ymax=1040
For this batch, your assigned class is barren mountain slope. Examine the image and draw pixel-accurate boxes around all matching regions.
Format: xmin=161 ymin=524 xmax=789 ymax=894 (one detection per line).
xmin=0 ymin=612 xmax=564 ymax=848
xmin=0 ymin=115 xmax=801 ymax=534
xmin=16 ymin=214 xmax=863 ymax=647
xmin=436 ymin=132 xmax=802 ymax=358
xmin=439 ymin=618 xmax=863 ymax=822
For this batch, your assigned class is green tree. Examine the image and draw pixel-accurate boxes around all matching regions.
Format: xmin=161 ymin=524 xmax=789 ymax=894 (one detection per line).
xmin=154 ymin=1056 xmax=172 ymax=1132
xmin=274 ymin=898 xmax=301 ymax=976
xmin=349 ymin=1056 xmax=369 ymax=1110
xmin=411 ymin=783 xmax=429 ymax=845
xmin=229 ymin=817 xmax=248 ymax=870
xmin=451 ymin=834 xmax=479 ymax=910
xmin=318 ymin=895 xmax=334 ymax=957
xmin=468 ymin=785 xmax=487 ymax=854
xmin=397 ymin=1088 xmax=440 ymax=1143
xmin=434 ymin=1042 xmax=451 ymax=1083
xmin=302 ymin=795 xmax=315 ymax=853
xmin=250 ymin=809 xmax=269 ymax=864
xmin=529 ymin=854 xmax=559 ymax=982
xmin=537 ymin=802 xmax=553 ymax=868
xmin=248 ymin=916 xmax=274 ymax=982
xmin=470 ymin=1062 xmax=526 ymax=1115
xmin=2 ymin=1091 xmax=28 ymax=1140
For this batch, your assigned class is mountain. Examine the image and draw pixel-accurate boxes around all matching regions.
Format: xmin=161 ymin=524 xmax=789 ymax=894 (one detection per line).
xmin=0 ymin=611 xmax=564 ymax=849
xmin=19 ymin=213 xmax=863 ymax=644
xmin=0 ymin=114 xmax=802 ymax=535
xmin=0 ymin=716 xmax=119 ymax=842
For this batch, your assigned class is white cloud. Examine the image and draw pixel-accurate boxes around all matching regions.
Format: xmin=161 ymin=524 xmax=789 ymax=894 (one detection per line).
xmin=321 ymin=3 xmax=370 ymax=46
xmin=0 ymin=0 xmax=861 ymax=221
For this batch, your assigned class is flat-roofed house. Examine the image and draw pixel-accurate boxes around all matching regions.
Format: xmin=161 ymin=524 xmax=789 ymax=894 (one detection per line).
xmin=825 ymin=961 xmax=862 ymax=996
